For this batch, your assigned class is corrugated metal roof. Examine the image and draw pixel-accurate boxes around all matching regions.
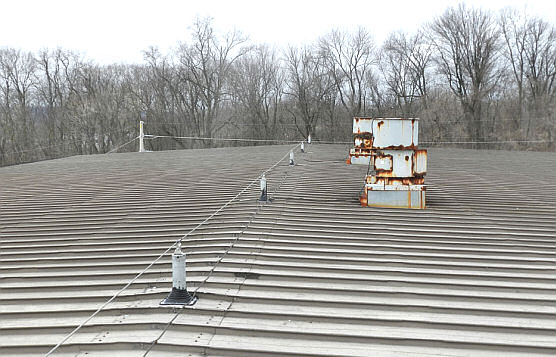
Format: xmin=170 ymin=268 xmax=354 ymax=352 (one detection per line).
xmin=1 ymin=145 xmax=555 ymax=357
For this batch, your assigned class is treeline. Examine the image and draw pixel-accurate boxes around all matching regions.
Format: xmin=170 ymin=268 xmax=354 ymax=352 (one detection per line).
xmin=1 ymin=4 xmax=555 ymax=166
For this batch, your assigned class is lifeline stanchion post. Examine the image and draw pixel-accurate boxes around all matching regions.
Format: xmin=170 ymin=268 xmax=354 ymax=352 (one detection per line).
xmin=301 ymin=141 xmax=305 ymax=153
xmin=139 ymin=121 xmax=145 ymax=153
xmin=161 ymin=241 xmax=197 ymax=306
xmin=259 ymin=174 xmax=267 ymax=202
xmin=289 ymin=150 xmax=295 ymax=166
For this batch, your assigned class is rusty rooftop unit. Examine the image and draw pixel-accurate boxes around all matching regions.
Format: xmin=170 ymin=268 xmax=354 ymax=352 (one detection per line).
xmin=348 ymin=117 xmax=427 ymax=209
xmin=1 ymin=144 xmax=556 ymax=356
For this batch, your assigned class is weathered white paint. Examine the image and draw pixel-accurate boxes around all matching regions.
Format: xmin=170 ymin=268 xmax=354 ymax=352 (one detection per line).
xmin=172 ymin=242 xmax=186 ymax=290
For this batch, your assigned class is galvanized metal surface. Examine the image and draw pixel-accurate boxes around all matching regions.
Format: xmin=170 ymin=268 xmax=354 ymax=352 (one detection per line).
xmin=1 ymin=145 xmax=556 ymax=356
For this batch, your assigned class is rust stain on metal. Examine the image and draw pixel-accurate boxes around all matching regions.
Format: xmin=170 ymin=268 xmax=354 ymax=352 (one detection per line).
xmin=362 ymin=177 xmax=425 ymax=186
xmin=376 ymin=169 xmax=393 ymax=177
xmin=380 ymin=144 xmax=419 ymax=150
xmin=359 ymin=194 xmax=368 ymax=206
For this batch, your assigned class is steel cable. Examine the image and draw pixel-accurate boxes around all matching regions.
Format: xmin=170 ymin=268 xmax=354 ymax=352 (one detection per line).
xmin=141 ymin=146 xmax=299 ymax=357
xmin=44 ymin=142 xmax=301 ymax=357
xmin=106 ymin=136 xmax=139 ymax=154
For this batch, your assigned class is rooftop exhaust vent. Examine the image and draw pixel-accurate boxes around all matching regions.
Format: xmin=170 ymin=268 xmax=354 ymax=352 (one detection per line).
xmin=347 ymin=118 xmax=427 ymax=209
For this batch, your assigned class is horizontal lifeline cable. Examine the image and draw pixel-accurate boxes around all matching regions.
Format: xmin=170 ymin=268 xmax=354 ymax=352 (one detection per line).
xmin=145 ymin=122 xmax=302 ymax=126
xmin=44 ymin=142 xmax=301 ymax=357
xmin=2 ymin=135 xmax=137 ymax=158
xmin=2 ymin=129 xmax=139 ymax=158
xmin=146 ymin=135 xmax=352 ymax=145
xmin=144 ymin=134 xmax=301 ymax=144
xmin=144 ymin=135 xmax=553 ymax=145
xmin=106 ymin=136 xmax=139 ymax=154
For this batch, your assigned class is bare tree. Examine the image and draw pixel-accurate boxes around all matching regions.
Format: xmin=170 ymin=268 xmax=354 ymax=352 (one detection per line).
xmin=284 ymin=45 xmax=334 ymax=140
xmin=319 ymin=28 xmax=375 ymax=117
xmin=229 ymin=45 xmax=284 ymax=140
xmin=177 ymin=17 xmax=247 ymax=145
xmin=500 ymin=8 xmax=528 ymax=128
xmin=0 ymin=49 xmax=37 ymax=162
xmin=141 ymin=47 xmax=193 ymax=150
xmin=379 ymin=30 xmax=432 ymax=116
xmin=522 ymin=18 xmax=556 ymax=141
xmin=501 ymin=10 xmax=556 ymax=142
xmin=430 ymin=4 xmax=502 ymax=143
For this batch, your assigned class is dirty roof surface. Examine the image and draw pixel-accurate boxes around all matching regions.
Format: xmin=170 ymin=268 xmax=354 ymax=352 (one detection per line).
xmin=1 ymin=144 xmax=555 ymax=357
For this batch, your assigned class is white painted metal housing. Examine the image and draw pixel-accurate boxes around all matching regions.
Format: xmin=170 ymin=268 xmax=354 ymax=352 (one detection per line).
xmin=349 ymin=117 xmax=427 ymax=208
xmin=172 ymin=243 xmax=186 ymax=290
xmin=353 ymin=117 xmax=419 ymax=148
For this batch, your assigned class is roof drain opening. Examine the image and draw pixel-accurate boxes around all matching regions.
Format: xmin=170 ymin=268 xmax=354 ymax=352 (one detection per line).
xmin=160 ymin=241 xmax=197 ymax=306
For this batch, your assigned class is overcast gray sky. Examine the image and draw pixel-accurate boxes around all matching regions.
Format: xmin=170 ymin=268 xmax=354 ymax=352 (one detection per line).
xmin=1 ymin=0 xmax=554 ymax=64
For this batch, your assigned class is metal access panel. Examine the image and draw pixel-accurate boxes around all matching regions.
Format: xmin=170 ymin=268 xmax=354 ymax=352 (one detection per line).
xmin=373 ymin=118 xmax=419 ymax=148
xmin=414 ymin=149 xmax=427 ymax=176
xmin=353 ymin=117 xmax=374 ymax=134
xmin=375 ymin=150 xmax=411 ymax=177
xmin=349 ymin=155 xmax=371 ymax=165
xmin=374 ymin=149 xmax=428 ymax=177
xmin=366 ymin=189 xmax=426 ymax=209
